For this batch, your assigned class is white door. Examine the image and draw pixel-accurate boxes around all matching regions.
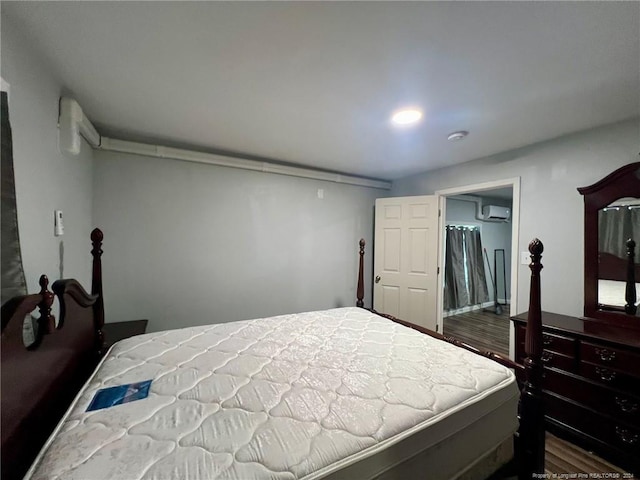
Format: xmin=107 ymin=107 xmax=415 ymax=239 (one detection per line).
xmin=374 ymin=196 xmax=439 ymax=330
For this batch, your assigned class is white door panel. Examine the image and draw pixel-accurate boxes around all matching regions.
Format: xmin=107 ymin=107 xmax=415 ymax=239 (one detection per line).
xmin=383 ymin=229 xmax=401 ymax=272
xmin=374 ymin=196 xmax=439 ymax=330
xmin=408 ymin=228 xmax=428 ymax=274
xmin=382 ymin=286 xmax=401 ymax=317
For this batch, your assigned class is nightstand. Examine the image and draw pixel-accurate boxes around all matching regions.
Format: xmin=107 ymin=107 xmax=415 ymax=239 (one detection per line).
xmin=102 ymin=319 xmax=148 ymax=351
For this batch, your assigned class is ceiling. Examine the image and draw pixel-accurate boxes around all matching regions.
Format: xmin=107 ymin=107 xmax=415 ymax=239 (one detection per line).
xmin=3 ymin=2 xmax=639 ymax=181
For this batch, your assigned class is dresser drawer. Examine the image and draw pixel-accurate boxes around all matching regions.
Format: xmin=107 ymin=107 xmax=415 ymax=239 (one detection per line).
xmin=516 ymin=327 xmax=576 ymax=357
xmin=581 ymin=361 xmax=640 ymax=392
xmin=515 ymin=325 xmax=576 ymax=358
xmin=545 ymin=393 xmax=640 ymax=457
xmin=581 ymin=342 xmax=640 ymax=377
xmin=516 ymin=349 xmax=576 ymax=373
xmin=544 ymin=369 xmax=640 ymax=427
xmin=540 ymin=351 xmax=575 ymax=372
xmin=541 ymin=332 xmax=576 ymax=356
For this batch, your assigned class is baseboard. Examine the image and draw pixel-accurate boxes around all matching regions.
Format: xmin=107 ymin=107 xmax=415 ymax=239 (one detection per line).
xmin=444 ymin=300 xmax=512 ymax=318
xmin=444 ymin=301 xmax=494 ymax=318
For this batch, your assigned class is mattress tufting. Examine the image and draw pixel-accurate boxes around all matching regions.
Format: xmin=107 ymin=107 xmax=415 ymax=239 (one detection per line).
xmin=26 ymin=307 xmax=517 ymax=480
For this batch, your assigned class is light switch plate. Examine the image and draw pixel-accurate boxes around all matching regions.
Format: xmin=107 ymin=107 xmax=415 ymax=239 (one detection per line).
xmin=521 ymin=251 xmax=530 ymax=265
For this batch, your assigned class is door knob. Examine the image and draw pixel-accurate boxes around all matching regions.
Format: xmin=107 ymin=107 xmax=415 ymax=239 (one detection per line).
xmin=375 ymin=275 xmax=381 ymax=283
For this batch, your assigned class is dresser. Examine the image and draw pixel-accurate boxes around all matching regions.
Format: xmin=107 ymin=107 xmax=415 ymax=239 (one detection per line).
xmin=512 ymin=311 xmax=640 ymax=473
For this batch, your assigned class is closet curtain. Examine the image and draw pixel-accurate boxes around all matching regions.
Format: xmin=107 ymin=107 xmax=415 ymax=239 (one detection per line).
xmin=444 ymin=227 xmax=468 ymax=310
xmin=443 ymin=226 xmax=489 ymax=310
xmin=599 ymin=207 xmax=640 ymax=259
xmin=465 ymin=228 xmax=490 ymax=305
xmin=1 ymin=91 xmax=27 ymax=305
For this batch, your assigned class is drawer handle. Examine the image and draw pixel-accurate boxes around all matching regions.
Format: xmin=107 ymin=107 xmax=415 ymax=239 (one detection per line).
xmin=542 ymin=335 xmax=553 ymax=346
xmin=615 ymin=396 xmax=639 ymax=414
xmin=595 ymin=348 xmax=616 ymax=362
xmin=595 ymin=367 xmax=616 ymax=382
xmin=541 ymin=351 xmax=553 ymax=363
xmin=615 ymin=426 xmax=638 ymax=445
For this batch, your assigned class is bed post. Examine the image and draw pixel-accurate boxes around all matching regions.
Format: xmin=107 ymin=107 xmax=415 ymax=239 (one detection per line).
xmin=518 ymin=238 xmax=545 ymax=479
xmin=25 ymin=275 xmax=56 ymax=350
xmin=625 ymin=239 xmax=637 ymax=315
xmin=37 ymin=275 xmax=55 ymax=334
xmin=91 ymin=228 xmax=105 ymax=352
xmin=357 ymin=238 xmax=365 ymax=308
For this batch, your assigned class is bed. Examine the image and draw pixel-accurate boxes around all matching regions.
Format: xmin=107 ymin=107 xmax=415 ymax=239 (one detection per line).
xmin=1 ymin=230 xmax=547 ymax=480
xmin=598 ymin=249 xmax=639 ymax=312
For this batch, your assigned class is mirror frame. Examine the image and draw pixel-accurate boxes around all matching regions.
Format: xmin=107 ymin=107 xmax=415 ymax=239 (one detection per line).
xmin=577 ymin=161 xmax=640 ymax=326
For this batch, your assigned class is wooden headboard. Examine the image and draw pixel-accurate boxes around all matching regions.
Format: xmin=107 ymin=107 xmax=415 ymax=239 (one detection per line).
xmin=599 ymin=251 xmax=640 ymax=282
xmin=0 ymin=229 xmax=105 ymax=480
xmin=599 ymin=239 xmax=638 ymax=315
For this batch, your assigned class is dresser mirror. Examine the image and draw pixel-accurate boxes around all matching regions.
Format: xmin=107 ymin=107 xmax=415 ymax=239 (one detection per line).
xmin=597 ymin=198 xmax=640 ymax=309
xmin=578 ymin=162 xmax=640 ymax=326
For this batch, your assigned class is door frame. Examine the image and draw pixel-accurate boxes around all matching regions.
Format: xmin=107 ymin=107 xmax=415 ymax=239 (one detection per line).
xmin=435 ymin=177 xmax=521 ymax=360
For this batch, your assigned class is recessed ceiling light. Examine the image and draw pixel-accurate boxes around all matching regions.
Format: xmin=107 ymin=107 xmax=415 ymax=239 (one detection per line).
xmin=391 ymin=109 xmax=423 ymax=126
xmin=447 ymin=131 xmax=468 ymax=141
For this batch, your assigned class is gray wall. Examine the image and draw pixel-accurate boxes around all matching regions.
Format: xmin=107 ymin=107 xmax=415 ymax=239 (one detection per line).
xmin=93 ymin=150 xmax=380 ymax=332
xmin=445 ymin=197 xmax=512 ymax=304
xmin=3 ymin=3 xmax=636 ymax=326
xmin=393 ymin=119 xmax=640 ymax=317
xmin=1 ymin=14 xmax=94 ymax=292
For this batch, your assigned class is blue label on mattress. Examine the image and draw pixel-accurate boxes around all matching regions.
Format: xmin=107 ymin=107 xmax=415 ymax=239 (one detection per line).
xmin=86 ymin=380 xmax=152 ymax=412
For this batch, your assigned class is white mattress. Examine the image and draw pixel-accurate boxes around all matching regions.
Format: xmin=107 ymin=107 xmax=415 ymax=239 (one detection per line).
xmin=26 ymin=307 xmax=518 ymax=480
xmin=598 ymin=279 xmax=639 ymax=307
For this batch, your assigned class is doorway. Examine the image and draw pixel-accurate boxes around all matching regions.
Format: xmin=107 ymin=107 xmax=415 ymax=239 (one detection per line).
xmin=436 ymin=178 xmax=520 ymax=360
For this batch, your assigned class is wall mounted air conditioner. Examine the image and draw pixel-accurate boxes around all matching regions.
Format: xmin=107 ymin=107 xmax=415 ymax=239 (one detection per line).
xmin=482 ymin=205 xmax=511 ymax=222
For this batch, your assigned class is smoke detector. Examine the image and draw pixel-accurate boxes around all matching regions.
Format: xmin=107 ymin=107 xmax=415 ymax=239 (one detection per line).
xmin=447 ymin=131 xmax=468 ymax=141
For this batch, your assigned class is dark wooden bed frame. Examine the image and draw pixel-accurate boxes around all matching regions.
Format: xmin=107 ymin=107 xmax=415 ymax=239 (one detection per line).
xmin=1 ymin=229 xmax=548 ymax=479
xmin=599 ymin=247 xmax=639 ymax=284
xmin=356 ymin=238 xmax=545 ymax=479
xmin=1 ymin=229 xmax=105 ymax=480
xmin=598 ymin=241 xmax=638 ymax=315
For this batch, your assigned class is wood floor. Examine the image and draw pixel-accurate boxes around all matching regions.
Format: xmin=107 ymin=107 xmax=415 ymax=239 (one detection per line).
xmin=492 ymin=434 xmax=629 ymax=479
xmin=545 ymin=433 xmax=628 ymax=475
xmin=443 ymin=307 xmax=510 ymax=357
xmin=443 ymin=308 xmax=630 ymax=476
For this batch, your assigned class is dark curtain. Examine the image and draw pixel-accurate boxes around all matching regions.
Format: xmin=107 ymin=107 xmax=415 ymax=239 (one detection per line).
xmin=1 ymin=91 xmax=27 ymax=305
xmin=599 ymin=207 xmax=640 ymax=259
xmin=444 ymin=226 xmax=489 ymax=310
xmin=464 ymin=228 xmax=490 ymax=305
xmin=444 ymin=227 xmax=468 ymax=310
